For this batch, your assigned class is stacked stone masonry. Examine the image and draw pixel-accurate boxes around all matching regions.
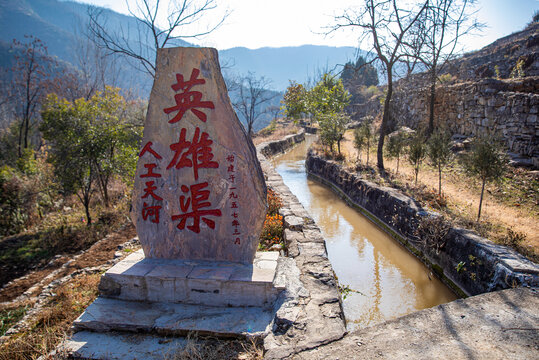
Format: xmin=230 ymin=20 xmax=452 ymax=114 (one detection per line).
xmin=257 ymin=131 xmax=347 ymax=359
xmin=305 ymin=152 xmax=539 ymax=297
xmin=351 ymin=76 xmax=539 ymax=167
xmin=348 ymin=22 xmax=539 ymax=167
xmin=393 ymin=77 xmax=539 ymax=166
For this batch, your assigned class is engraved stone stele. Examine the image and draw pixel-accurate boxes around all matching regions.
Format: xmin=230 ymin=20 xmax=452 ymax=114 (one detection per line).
xmin=131 ymin=47 xmax=267 ymax=264
xmin=70 ymin=48 xmax=281 ymax=347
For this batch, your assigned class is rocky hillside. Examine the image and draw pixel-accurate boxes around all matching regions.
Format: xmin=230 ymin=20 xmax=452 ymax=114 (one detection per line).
xmin=444 ymin=22 xmax=539 ymax=80
xmin=349 ymin=21 xmax=539 ymax=168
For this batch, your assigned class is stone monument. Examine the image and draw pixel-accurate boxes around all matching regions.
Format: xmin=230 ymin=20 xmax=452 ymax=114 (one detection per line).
xmin=131 ymin=47 xmax=267 ymax=263
xmin=71 ymin=48 xmax=283 ymax=341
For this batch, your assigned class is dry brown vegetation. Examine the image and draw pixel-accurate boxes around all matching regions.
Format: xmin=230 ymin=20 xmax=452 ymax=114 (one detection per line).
xmin=338 ymin=129 xmax=538 ymax=260
xmin=0 ymin=273 xmax=101 ymax=360
xmin=164 ymin=334 xmax=263 ymax=360
xmin=252 ymin=120 xmax=300 ymax=145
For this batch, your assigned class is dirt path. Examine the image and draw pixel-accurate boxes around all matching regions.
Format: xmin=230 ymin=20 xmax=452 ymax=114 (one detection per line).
xmin=340 ymin=131 xmax=539 ymax=253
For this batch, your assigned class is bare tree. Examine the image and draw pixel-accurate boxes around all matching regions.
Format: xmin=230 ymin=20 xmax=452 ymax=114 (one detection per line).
xmin=332 ymin=0 xmax=428 ymax=170
xmin=10 ymin=36 xmax=56 ymax=157
xmin=72 ymin=19 xmax=122 ymax=100
xmin=88 ymin=0 xmax=228 ymax=78
xmin=408 ymin=0 xmax=482 ymax=135
xmin=230 ymin=72 xmax=277 ymax=137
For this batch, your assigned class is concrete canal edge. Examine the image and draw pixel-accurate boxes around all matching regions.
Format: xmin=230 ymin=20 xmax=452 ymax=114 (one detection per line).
xmin=256 ymin=130 xmax=347 ymax=359
xmin=305 ymin=151 xmax=539 ymax=297
xmin=293 ymin=286 xmax=539 ymax=359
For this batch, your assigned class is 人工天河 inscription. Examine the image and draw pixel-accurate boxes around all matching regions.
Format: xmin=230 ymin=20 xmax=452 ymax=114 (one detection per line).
xmin=132 ymin=47 xmax=267 ymax=264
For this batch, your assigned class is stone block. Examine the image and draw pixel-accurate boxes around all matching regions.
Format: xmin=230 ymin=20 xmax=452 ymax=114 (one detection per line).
xmin=284 ymin=228 xmax=305 ymax=244
xmin=284 ymin=215 xmax=304 ymax=230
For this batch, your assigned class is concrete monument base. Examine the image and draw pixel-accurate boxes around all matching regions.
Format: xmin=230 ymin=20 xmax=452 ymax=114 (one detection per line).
xmin=96 ymin=250 xmax=282 ymax=308
xmin=72 ymin=250 xmax=284 ymax=338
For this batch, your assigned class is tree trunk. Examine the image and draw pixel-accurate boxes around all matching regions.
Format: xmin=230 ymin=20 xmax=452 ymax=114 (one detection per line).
xmin=377 ymin=69 xmax=393 ymax=170
xmin=23 ymin=115 xmax=30 ymax=150
xmin=477 ymin=178 xmax=486 ymax=221
xmin=438 ymin=164 xmax=442 ymax=196
xmin=428 ymin=68 xmax=436 ymax=136
xmin=415 ymin=166 xmax=419 ymax=186
xmin=396 ymin=156 xmax=399 ymax=174
xmin=18 ymin=119 xmax=24 ymax=158
xmin=366 ymin=141 xmax=370 ymax=166
xmin=84 ymin=198 xmax=92 ymax=227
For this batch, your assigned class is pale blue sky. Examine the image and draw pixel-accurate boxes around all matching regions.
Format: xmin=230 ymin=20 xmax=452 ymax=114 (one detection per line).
xmin=77 ymin=0 xmax=538 ymax=51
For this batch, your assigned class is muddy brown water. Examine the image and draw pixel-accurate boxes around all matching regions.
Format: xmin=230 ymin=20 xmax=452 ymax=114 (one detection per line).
xmin=273 ymin=135 xmax=457 ymax=331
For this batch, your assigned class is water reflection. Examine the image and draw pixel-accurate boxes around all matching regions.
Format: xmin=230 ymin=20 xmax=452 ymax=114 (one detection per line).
xmin=273 ymin=135 xmax=457 ymax=331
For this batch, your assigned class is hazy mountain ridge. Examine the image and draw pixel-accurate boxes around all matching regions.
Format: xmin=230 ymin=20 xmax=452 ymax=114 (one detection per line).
xmin=221 ymin=45 xmax=362 ymax=90
xmin=0 ymin=0 xmax=364 ymax=91
xmin=0 ymin=0 xmax=370 ymax=130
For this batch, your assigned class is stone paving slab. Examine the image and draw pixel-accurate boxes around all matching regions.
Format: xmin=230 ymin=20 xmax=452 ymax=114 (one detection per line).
xmin=73 ymin=297 xmax=274 ymax=337
xmin=60 ymin=331 xmax=187 ymax=360
xmin=293 ymin=287 xmax=539 ymax=360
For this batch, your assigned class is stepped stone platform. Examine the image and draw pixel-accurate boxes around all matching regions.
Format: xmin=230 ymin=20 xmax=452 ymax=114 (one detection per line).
xmin=72 ymin=250 xmax=284 ymax=340
xmin=73 ymin=298 xmax=274 ymax=337
xmin=96 ymin=250 xmax=282 ymax=308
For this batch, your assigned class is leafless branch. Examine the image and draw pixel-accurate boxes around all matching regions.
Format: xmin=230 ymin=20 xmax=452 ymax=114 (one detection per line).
xmin=88 ymin=0 xmax=229 ymax=78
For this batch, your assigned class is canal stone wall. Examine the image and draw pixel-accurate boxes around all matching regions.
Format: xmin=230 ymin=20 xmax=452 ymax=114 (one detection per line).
xmin=256 ymin=134 xmax=347 ymax=359
xmin=305 ymin=151 xmax=539 ymax=297
xmin=258 ymin=130 xmax=306 ymax=158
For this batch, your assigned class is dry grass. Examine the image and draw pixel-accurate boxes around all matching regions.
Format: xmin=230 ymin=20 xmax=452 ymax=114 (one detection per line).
xmin=0 ymin=273 xmax=100 ymax=360
xmin=0 ymin=188 xmax=132 ymax=288
xmin=338 ymin=130 xmax=539 ymax=260
xmin=252 ymin=121 xmax=300 ymax=145
xmin=164 ymin=333 xmax=263 ymax=360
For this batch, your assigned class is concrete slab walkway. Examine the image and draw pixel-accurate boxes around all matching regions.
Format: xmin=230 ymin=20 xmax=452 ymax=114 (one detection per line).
xmin=293 ymin=287 xmax=538 ymax=359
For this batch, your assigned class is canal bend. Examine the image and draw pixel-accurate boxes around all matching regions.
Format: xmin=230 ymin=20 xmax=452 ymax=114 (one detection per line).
xmin=272 ymin=135 xmax=456 ymax=331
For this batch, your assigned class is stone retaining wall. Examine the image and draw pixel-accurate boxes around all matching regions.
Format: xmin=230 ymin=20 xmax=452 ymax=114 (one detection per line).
xmin=306 ymin=152 xmax=539 ymax=297
xmin=350 ymin=76 xmax=539 ymax=167
xmin=256 ymin=135 xmax=347 ymax=359
xmin=393 ymin=77 xmax=539 ymax=166
xmin=258 ymin=130 xmax=306 ymax=158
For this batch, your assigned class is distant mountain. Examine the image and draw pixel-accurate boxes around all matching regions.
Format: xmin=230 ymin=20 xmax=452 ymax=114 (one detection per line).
xmin=220 ymin=45 xmax=362 ymax=91
xmin=0 ymin=0 xmax=366 ymax=90
xmin=0 ymin=0 xmax=368 ymax=130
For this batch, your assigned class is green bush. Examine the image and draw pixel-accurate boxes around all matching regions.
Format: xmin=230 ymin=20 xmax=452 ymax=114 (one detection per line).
xmin=0 ymin=166 xmax=35 ymax=237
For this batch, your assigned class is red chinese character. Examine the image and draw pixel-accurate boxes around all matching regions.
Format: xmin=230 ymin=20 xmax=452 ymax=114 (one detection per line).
xmin=226 ymin=155 xmax=235 ymax=162
xmin=234 ymin=237 xmax=240 ymax=245
xmin=227 ymin=164 xmax=234 ymax=172
xmin=231 ymin=202 xmax=238 ymax=209
xmin=142 ymin=202 xmax=161 ymax=223
xmin=172 ymin=182 xmax=222 ymax=233
xmin=232 ymin=219 xmax=240 ymax=227
xmin=141 ymin=181 xmax=163 ymax=201
xmin=233 ymin=228 xmax=241 ymax=235
xmin=163 ymin=68 xmax=215 ymax=123
xmin=139 ymin=141 xmax=162 ymax=159
xmin=140 ymin=163 xmax=161 ymax=178
xmin=167 ymin=127 xmax=219 ymax=180
xmin=229 ymin=192 xmax=238 ymax=199
xmin=228 ymin=174 xmax=235 ymax=183
xmin=232 ymin=212 xmax=238 ymax=218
